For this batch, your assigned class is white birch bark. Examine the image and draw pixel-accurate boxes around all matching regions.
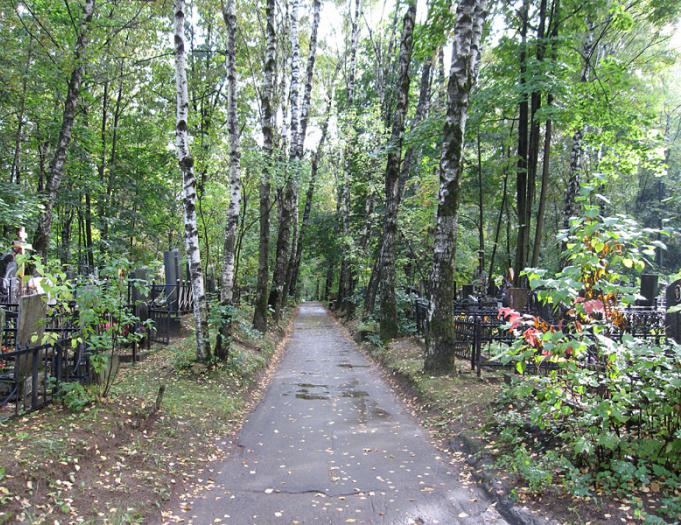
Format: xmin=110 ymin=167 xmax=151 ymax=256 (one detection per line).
xmin=216 ymin=0 xmax=242 ymax=358
xmin=253 ymin=0 xmax=277 ymax=332
xmin=285 ymin=0 xmax=322 ymax=298
xmin=220 ymin=0 xmax=241 ymax=305
xmin=174 ymin=0 xmax=211 ymax=361
xmin=425 ymin=0 xmax=488 ymax=373
xmin=270 ymin=0 xmax=301 ymax=318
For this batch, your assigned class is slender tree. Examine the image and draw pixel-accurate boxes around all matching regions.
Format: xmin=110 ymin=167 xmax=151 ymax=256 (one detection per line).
xmin=513 ymin=0 xmax=530 ymax=284
xmin=424 ymin=0 xmax=488 ymax=373
xmin=216 ymin=0 xmax=242 ymax=359
xmin=285 ymin=0 xmax=323 ymax=299
xmin=378 ymin=0 xmax=417 ymax=340
xmin=33 ymin=0 xmax=96 ymax=257
xmin=270 ymin=0 xmax=301 ymax=318
xmin=337 ymin=0 xmax=361 ymax=314
xmin=253 ymin=0 xmax=277 ymax=331
xmin=173 ymin=0 xmax=211 ymax=361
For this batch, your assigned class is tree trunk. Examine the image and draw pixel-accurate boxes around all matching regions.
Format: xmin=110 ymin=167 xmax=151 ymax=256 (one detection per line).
xmin=365 ymin=53 xmax=432 ymax=317
xmin=513 ymin=0 xmax=530 ymax=284
xmin=270 ymin=0 xmax=302 ymax=319
xmin=174 ymin=0 xmax=211 ymax=362
xmin=337 ymin=0 xmax=361 ymax=315
xmin=378 ymin=0 xmax=417 ymax=341
xmin=253 ymin=0 xmax=277 ymax=332
xmin=531 ymin=0 xmax=560 ymax=267
xmin=562 ymin=23 xmax=594 ymax=237
xmin=33 ymin=0 xmax=96 ymax=258
xmin=216 ymin=0 xmax=242 ymax=360
xmin=424 ymin=0 xmax=488 ymax=374
xmin=523 ymin=0 xmax=547 ymax=267
xmin=285 ymin=0 xmax=323 ymax=299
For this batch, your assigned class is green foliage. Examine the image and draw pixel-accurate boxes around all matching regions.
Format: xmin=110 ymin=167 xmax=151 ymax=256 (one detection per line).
xmin=493 ymin=198 xmax=681 ymax=519
xmin=53 ymin=381 xmax=93 ymax=412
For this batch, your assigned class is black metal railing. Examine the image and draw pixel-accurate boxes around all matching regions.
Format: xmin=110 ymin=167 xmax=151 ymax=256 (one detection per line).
xmin=1 ymin=336 xmax=91 ymax=419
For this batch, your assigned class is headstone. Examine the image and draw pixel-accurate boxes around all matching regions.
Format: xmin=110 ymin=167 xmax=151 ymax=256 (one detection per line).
xmin=666 ymin=279 xmax=681 ymax=344
xmin=487 ymin=282 xmax=500 ymax=298
xmin=16 ymin=294 xmax=48 ymax=409
xmin=507 ymin=287 xmax=529 ymax=310
xmin=163 ymin=249 xmax=180 ymax=312
xmin=462 ymin=284 xmax=475 ymax=298
xmin=638 ymin=274 xmax=658 ymax=307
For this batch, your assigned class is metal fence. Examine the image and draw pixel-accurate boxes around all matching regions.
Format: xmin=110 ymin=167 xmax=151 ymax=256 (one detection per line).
xmin=410 ymin=294 xmax=670 ymax=376
xmin=1 ymin=336 xmax=90 ymax=418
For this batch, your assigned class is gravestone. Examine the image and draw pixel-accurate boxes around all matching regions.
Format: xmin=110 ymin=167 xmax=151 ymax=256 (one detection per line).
xmin=507 ymin=287 xmax=529 ymax=310
xmin=638 ymin=274 xmax=658 ymax=307
xmin=666 ymin=279 xmax=681 ymax=344
xmin=462 ymin=284 xmax=475 ymax=299
xmin=163 ymin=249 xmax=180 ymax=312
xmin=16 ymin=294 xmax=48 ymax=409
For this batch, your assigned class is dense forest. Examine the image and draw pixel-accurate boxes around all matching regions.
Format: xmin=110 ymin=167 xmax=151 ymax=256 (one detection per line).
xmin=1 ymin=0 xmax=681 ymax=522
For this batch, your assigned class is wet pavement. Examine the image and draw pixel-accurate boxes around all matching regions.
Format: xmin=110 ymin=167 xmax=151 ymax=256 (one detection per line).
xmin=180 ymin=303 xmax=506 ymax=524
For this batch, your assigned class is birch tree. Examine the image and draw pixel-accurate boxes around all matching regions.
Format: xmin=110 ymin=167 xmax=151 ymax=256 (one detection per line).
xmin=33 ymin=0 xmax=95 ymax=257
xmin=173 ymin=0 xmax=211 ymax=362
xmin=253 ymin=0 xmax=277 ymax=332
xmin=285 ymin=0 xmax=323 ymax=299
xmin=378 ymin=0 xmax=417 ymax=340
xmin=216 ymin=0 xmax=241 ymax=359
xmin=425 ymin=0 xmax=488 ymax=373
xmin=337 ymin=0 xmax=361 ymax=314
xmin=270 ymin=0 xmax=302 ymax=319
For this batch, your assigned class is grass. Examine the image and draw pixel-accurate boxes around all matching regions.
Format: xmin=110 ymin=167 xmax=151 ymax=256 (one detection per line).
xmin=0 ymin=307 xmax=292 ymax=524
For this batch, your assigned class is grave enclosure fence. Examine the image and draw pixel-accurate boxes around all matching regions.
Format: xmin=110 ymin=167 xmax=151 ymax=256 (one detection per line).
xmin=408 ymin=288 xmax=675 ymax=377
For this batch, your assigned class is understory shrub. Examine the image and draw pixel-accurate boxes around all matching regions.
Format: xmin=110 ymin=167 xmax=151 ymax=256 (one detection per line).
xmin=492 ymin=187 xmax=681 ymax=521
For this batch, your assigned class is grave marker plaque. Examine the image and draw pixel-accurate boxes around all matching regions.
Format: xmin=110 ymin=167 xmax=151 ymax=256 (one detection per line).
xmin=666 ymin=279 xmax=681 ymax=344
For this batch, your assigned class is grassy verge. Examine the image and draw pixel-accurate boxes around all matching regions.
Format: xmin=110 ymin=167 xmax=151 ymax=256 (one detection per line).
xmin=0 ymin=307 xmax=293 ymax=525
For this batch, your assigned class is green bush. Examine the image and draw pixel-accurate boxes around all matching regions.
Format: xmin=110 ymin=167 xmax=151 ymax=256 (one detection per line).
xmin=493 ymin=187 xmax=680 ymax=520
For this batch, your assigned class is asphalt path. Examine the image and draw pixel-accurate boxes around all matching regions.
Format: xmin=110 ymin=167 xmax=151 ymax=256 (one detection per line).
xmin=178 ymin=302 xmax=506 ymax=525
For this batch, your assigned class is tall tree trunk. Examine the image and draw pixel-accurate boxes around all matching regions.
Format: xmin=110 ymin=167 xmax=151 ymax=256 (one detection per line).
xmin=270 ymin=0 xmax=302 ymax=319
xmin=531 ymin=0 xmax=560 ymax=267
xmin=424 ymin=0 xmax=488 ymax=374
xmin=216 ymin=0 xmax=242 ymax=360
xmin=289 ymin=78 xmax=334 ymax=298
xmin=33 ymin=0 xmax=95 ymax=257
xmin=513 ymin=0 xmax=530 ymax=284
xmin=337 ymin=0 xmax=361 ymax=315
xmin=365 ymin=54 xmax=432 ymax=316
xmin=523 ymin=0 xmax=548 ymax=267
xmin=477 ymin=131 xmax=484 ymax=275
xmin=562 ymin=22 xmax=594 ymax=237
xmin=378 ymin=0 xmax=417 ymax=341
xmin=285 ymin=0 xmax=323 ymax=299
xmin=253 ymin=0 xmax=277 ymax=332
xmin=174 ymin=0 xmax=211 ymax=362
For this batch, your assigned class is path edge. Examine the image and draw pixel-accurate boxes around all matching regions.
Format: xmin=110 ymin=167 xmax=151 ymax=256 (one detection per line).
xmin=325 ymin=305 xmax=556 ymax=525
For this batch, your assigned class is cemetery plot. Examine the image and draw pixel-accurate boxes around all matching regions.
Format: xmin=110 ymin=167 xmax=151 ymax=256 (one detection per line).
xmin=407 ymin=273 xmax=677 ymax=376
